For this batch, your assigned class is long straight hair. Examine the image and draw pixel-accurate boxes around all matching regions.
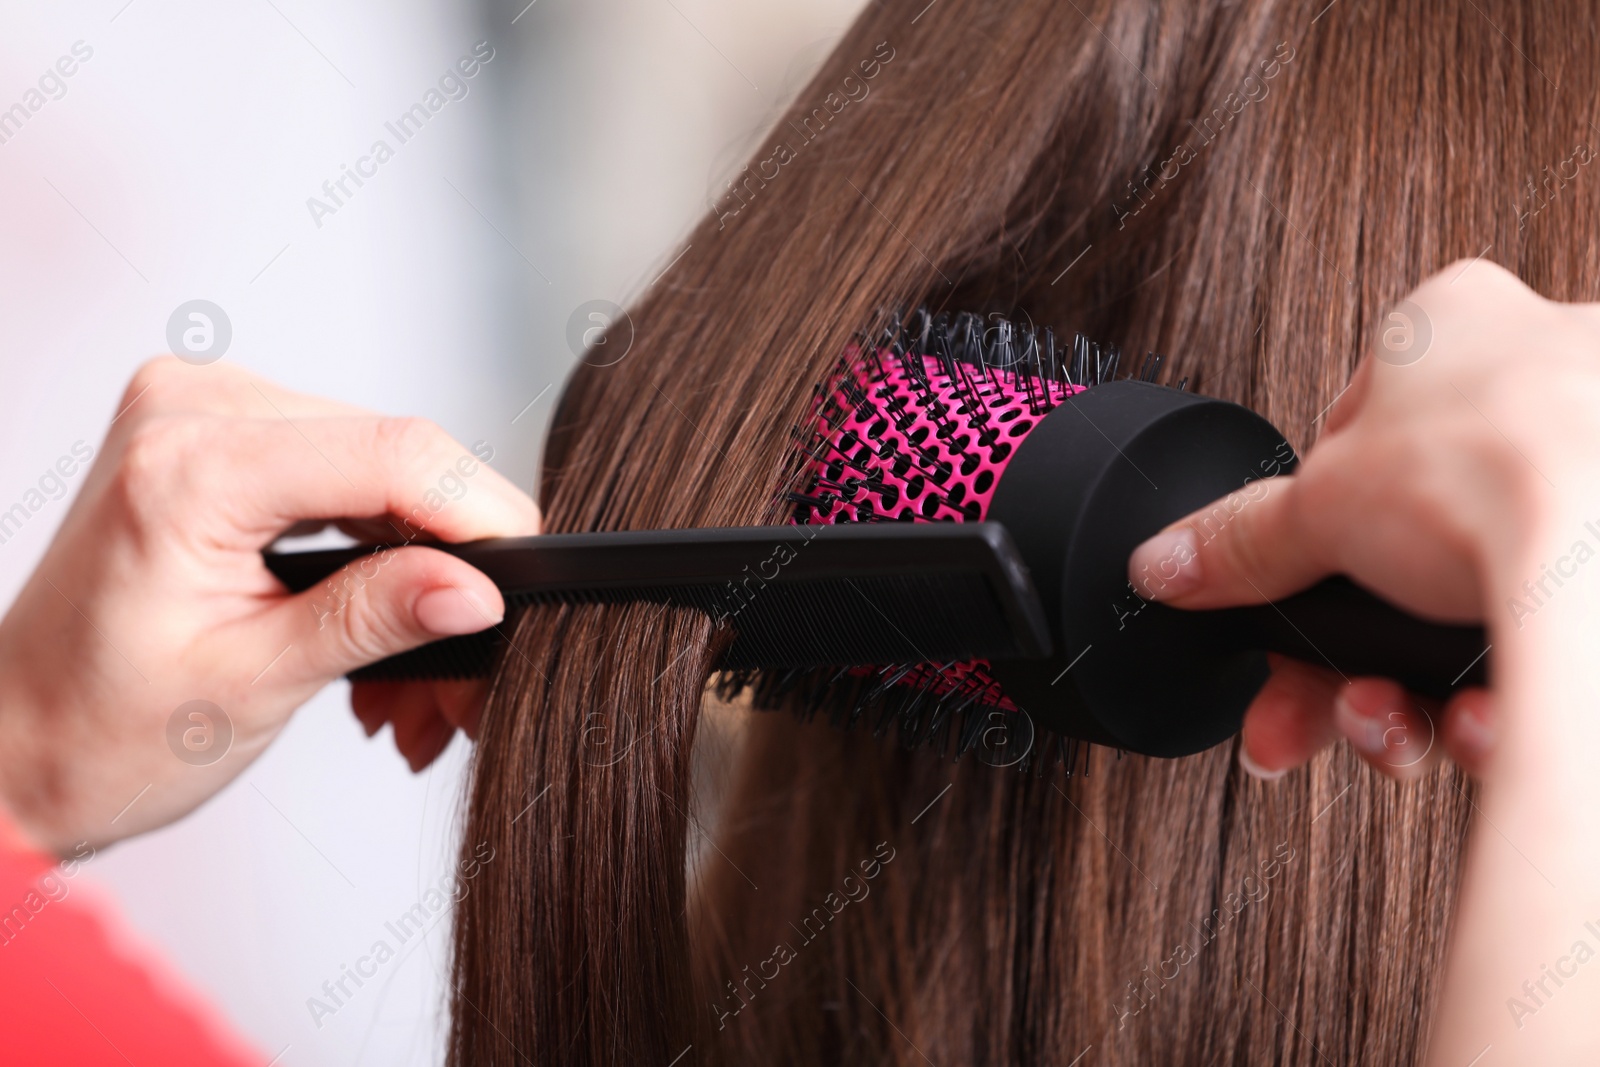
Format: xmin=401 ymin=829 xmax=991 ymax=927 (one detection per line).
xmin=448 ymin=1 xmax=1600 ymax=1063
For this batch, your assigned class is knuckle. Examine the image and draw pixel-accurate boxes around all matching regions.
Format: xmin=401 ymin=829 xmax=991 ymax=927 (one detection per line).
xmin=121 ymin=356 xmax=256 ymax=422
xmin=1217 ymin=513 xmax=1270 ymax=582
xmin=121 ymin=356 xmax=187 ymax=414
xmin=116 ymin=417 xmax=204 ymax=503
xmin=112 ymin=416 xmax=245 ymax=536
xmin=333 ymin=582 xmax=405 ymax=663
xmin=1219 ymin=487 xmax=1293 ymax=584
xmin=314 ymin=549 xmax=414 ymax=665
xmin=338 ymin=608 xmax=391 ymax=664
xmin=374 ymin=416 xmax=451 ymax=463
xmin=1426 ymin=258 xmax=1516 ymax=297
xmin=1413 ymin=261 xmax=1534 ymax=333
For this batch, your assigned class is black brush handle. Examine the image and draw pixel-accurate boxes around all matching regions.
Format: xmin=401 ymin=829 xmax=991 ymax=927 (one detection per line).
xmin=1241 ymin=577 xmax=1487 ymax=699
xmin=987 ymin=380 xmax=1492 ymax=758
xmin=262 ymin=523 xmax=1054 ymax=676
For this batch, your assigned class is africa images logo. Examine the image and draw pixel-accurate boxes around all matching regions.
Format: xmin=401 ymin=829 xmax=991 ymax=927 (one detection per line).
xmin=305 ymin=43 xmax=495 ymax=229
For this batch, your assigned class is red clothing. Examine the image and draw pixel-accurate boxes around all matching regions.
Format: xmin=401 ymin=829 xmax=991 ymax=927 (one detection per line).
xmin=0 ymin=817 xmax=260 ymax=1066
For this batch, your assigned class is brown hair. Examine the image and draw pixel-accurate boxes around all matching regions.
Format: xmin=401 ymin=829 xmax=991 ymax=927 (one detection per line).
xmin=448 ymin=1 xmax=1599 ymax=1062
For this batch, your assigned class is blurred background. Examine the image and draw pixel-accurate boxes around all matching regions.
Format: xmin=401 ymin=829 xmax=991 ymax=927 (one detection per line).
xmin=0 ymin=0 xmax=866 ymax=1062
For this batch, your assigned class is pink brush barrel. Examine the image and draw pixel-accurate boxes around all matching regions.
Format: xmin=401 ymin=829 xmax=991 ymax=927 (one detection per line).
xmin=789 ymin=312 xmax=1130 ymax=728
xmin=795 ymin=349 xmax=1084 ymax=525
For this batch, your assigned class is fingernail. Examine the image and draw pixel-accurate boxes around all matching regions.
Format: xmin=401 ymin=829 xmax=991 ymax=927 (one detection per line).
xmin=1128 ymin=527 xmax=1201 ymax=600
xmin=1453 ymin=700 xmax=1497 ymax=758
xmin=414 ymin=586 xmax=501 ymax=636
xmin=1239 ymin=746 xmax=1290 ymax=781
xmin=1334 ymin=687 xmax=1390 ymax=756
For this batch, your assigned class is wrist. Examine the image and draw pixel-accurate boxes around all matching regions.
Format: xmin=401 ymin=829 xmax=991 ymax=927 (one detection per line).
xmin=0 ymin=640 xmax=68 ymax=856
xmin=1492 ymin=472 xmax=1600 ymax=625
xmin=1481 ymin=473 xmax=1600 ymax=795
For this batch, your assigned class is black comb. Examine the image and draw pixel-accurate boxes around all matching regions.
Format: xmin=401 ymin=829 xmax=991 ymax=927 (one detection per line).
xmin=263 ymin=522 xmax=1052 ymax=682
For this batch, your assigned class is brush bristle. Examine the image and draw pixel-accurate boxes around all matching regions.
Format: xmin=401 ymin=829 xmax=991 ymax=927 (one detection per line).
xmin=760 ymin=309 xmax=1170 ymax=771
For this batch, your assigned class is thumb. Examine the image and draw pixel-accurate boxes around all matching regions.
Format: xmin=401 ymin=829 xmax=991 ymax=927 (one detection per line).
xmin=271 ymin=545 xmax=506 ymax=685
xmin=1126 ymin=475 xmax=1332 ymax=609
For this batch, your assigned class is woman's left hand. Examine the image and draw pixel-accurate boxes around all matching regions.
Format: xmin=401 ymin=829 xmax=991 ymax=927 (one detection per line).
xmin=0 ymin=358 xmax=540 ymax=853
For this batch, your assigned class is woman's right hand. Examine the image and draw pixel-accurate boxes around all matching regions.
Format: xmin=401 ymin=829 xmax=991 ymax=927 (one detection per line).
xmin=1126 ymin=259 xmax=1600 ymax=782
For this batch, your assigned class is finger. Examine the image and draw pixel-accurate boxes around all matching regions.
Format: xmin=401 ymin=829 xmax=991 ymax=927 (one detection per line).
xmin=269 ymin=544 xmax=506 ymax=685
xmin=117 ymin=357 xmax=369 ymax=426
xmin=351 ymin=680 xmax=409 ymax=737
xmin=356 ymin=680 xmax=456 ymax=771
xmin=203 ymin=416 xmax=539 ymax=542
xmin=1332 ymin=677 xmax=1442 ymax=780
xmin=432 ymin=679 xmax=486 ymax=740
xmin=1238 ymin=654 xmax=1345 ymax=780
xmin=353 ymin=679 xmax=485 ymax=740
xmin=228 ymin=412 xmax=537 ymax=537
xmin=1440 ymin=686 xmax=1496 ymax=776
xmin=388 ymin=699 xmax=457 ymax=772
xmin=1126 ymin=474 xmax=1332 ymax=609
xmin=1321 ymin=357 xmax=1373 ymax=436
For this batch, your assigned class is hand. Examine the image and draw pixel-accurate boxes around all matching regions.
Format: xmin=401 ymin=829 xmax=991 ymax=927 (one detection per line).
xmin=1125 ymin=260 xmax=1600 ymax=781
xmin=1127 ymin=261 xmax=1600 ymax=1064
xmin=0 ymin=358 xmax=540 ymax=853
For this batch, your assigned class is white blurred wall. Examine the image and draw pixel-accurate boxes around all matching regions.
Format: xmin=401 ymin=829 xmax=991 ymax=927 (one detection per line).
xmin=0 ymin=0 xmax=865 ymax=1063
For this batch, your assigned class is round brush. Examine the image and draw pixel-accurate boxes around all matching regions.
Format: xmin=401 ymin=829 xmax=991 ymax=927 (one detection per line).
xmin=785 ymin=310 xmax=1487 ymax=760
